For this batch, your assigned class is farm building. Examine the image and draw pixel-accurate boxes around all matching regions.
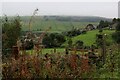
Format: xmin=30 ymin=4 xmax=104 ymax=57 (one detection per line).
xmin=85 ymin=24 xmax=96 ymax=31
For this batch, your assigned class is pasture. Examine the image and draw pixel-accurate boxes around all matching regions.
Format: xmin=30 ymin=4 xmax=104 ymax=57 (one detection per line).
xmin=25 ymin=48 xmax=87 ymax=55
xmin=63 ymin=30 xmax=115 ymax=46
xmin=21 ymin=18 xmax=99 ymax=32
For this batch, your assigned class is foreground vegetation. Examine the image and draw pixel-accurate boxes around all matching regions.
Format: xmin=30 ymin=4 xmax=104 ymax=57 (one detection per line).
xmin=2 ymin=15 xmax=120 ymax=79
xmin=2 ymin=44 xmax=120 ymax=79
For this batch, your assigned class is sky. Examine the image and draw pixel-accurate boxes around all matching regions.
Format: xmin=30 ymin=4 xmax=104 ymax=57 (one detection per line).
xmin=1 ymin=2 xmax=119 ymax=18
xmin=119 ymin=1 xmax=120 ymax=17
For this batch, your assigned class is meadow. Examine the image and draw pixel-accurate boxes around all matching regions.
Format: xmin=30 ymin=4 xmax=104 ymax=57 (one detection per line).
xmin=26 ymin=48 xmax=65 ymax=55
xmin=22 ymin=20 xmax=99 ymax=32
xmin=63 ymin=30 xmax=115 ymax=46
xmin=23 ymin=29 xmax=115 ymax=56
xmin=19 ymin=16 xmax=102 ymax=31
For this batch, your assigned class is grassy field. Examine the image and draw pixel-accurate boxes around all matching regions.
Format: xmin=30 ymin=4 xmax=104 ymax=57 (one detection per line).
xmin=25 ymin=29 xmax=115 ymax=54
xmin=25 ymin=48 xmax=86 ymax=55
xmin=22 ymin=20 xmax=99 ymax=32
xmin=63 ymin=30 xmax=115 ymax=46
xmin=26 ymin=48 xmax=65 ymax=55
xmin=20 ymin=16 xmax=101 ymax=32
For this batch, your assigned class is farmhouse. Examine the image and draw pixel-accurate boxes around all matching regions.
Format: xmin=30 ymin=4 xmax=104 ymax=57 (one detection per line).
xmin=85 ymin=24 xmax=96 ymax=31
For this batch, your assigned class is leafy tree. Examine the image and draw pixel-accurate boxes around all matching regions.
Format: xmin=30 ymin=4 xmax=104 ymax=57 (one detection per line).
xmin=75 ymin=40 xmax=84 ymax=49
xmin=97 ymin=20 xmax=104 ymax=29
xmin=64 ymin=28 xmax=82 ymax=37
xmin=2 ymin=15 xmax=22 ymax=55
xmin=96 ymin=30 xmax=103 ymax=47
xmin=97 ymin=20 xmax=111 ymax=29
xmin=112 ymin=18 xmax=117 ymax=24
xmin=42 ymin=33 xmax=66 ymax=48
xmin=42 ymin=34 xmax=52 ymax=48
xmin=68 ymin=38 xmax=73 ymax=48
xmin=96 ymin=30 xmax=107 ymax=65
xmin=112 ymin=18 xmax=120 ymax=44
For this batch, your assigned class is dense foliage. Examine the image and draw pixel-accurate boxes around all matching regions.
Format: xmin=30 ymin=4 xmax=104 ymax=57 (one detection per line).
xmin=2 ymin=16 xmax=22 ymax=55
xmin=97 ymin=20 xmax=111 ymax=29
xmin=63 ymin=28 xmax=87 ymax=37
xmin=2 ymin=16 xmax=120 ymax=79
xmin=75 ymin=40 xmax=84 ymax=49
xmin=112 ymin=18 xmax=120 ymax=44
xmin=42 ymin=33 xmax=66 ymax=48
xmin=2 ymin=44 xmax=120 ymax=79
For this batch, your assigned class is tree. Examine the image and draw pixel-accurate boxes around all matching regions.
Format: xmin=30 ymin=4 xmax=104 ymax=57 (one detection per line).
xmin=68 ymin=38 xmax=73 ymax=48
xmin=97 ymin=20 xmax=104 ymax=29
xmin=42 ymin=33 xmax=66 ymax=48
xmin=97 ymin=20 xmax=111 ymax=29
xmin=75 ymin=40 xmax=84 ymax=49
xmin=112 ymin=18 xmax=117 ymax=24
xmin=96 ymin=30 xmax=107 ymax=65
xmin=2 ymin=15 xmax=22 ymax=55
xmin=112 ymin=18 xmax=120 ymax=44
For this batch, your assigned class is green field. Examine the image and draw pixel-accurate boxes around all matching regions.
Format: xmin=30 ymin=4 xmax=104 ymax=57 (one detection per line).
xmin=26 ymin=48 xmax=65 ymax=55
xmin=26 ymin=29 xmax=115 ymax=54
xmin=26 ymin=48 xmax=85 ymax=55
xmin=20 ymin=16 xmax=99 ymax=32
xmin=6 ymin=16 xmax=112 ymax=32
xmin=22 ymin=20 xmax=99 ymax=32
xmin=16 ymin=16 xmax=115 ymax=53
xmin=63 ymin=30 xmax=115 ymax=46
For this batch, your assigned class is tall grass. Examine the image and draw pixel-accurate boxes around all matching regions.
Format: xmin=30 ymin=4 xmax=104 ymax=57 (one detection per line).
xmin=2 ymin=51 xmax=94 ymax=79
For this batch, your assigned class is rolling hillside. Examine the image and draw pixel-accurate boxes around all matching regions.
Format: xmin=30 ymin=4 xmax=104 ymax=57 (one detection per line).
xmin=4 ymin=16 xmax=112 ymax=32
xmin=20 ymin=16 xmax=111 ymax=32
xmin=63 ymin=30 xmax=115 ymax=46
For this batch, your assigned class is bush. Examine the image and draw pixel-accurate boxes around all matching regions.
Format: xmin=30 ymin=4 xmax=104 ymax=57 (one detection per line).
xmin=43 ymin=33 xmax=66 ymax=48
xmin=2 ymin=16 xmax=22 ymax=55
xmin=75 ymin=40 xmax=84 ymax=49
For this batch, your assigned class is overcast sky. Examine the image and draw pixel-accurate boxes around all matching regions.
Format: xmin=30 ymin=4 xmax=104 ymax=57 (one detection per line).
xmin=1 ymin=2 xmax=118 ymax=18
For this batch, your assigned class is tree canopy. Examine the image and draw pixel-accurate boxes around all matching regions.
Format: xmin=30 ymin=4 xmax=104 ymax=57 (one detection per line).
xmin=2 ymin=16 xmax=22 ymax=51
xmin=112 ymin=18 xmax=120 ymax=44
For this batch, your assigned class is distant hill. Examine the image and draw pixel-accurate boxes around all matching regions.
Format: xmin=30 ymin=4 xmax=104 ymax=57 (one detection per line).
xmin=1 ymin=16 xmax=112 ymax=31
xmin=42 ymin=16 xmax=112 ymax=22
xmin=20 ymin=15 xmax=112 ymax=22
